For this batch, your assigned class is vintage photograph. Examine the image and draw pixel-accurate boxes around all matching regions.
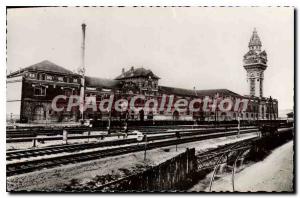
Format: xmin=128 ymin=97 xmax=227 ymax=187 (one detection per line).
xmin=6 ymin=7 xmax=294 ymax=192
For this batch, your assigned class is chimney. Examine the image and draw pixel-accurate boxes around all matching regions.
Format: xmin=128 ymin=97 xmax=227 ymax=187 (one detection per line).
xmin=79 ymin=23 xmax=87 ymax=120
xmin=80 ymin=23 xmax=86 ymax=76
xmin=122 ymin=68 xmax=125 ymax=75
xmin=130 ymin=66 xmax=134 ymax=72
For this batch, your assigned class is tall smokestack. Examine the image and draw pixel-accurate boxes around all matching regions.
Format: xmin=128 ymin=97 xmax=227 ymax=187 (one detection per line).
xmin=81 ymin=23 xmax=86 ymax=74
xmin=80 ymin=23 xmax=86 ymax=120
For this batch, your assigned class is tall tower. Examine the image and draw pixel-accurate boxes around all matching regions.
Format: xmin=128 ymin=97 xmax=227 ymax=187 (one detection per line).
xmin=243 ymin=28 xmax=268 ymax=98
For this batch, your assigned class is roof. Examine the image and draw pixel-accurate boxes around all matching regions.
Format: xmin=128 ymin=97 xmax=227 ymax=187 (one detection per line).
xmin=287 ymin=112 xmax=294 ymax=117
xmin=249 ymin=28 xmax=262 ymax=47
xmin=85 ymin=76 xmax=120 ymax=89
xmin=7 ymin=60 xmax=79 ymax=78
xmin=244 ymin=50 xmax=258 ymax=58
xmin=115 ymin=67 xmax=160 ymax=80
xmin=259 ymin=50 xmax=267 ymax=56
xmin=159 ymin=86 xmax=242 ymax=98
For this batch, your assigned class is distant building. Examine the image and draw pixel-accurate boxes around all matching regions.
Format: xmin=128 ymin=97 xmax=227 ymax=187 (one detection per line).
xmin=287 ymin=112 xmax=294 ymax=118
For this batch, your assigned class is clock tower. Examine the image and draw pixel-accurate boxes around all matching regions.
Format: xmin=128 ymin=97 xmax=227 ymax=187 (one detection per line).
xmin=243 ymin=28 xmax=268 ymax=98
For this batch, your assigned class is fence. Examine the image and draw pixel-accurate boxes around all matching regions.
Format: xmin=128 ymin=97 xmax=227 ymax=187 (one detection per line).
xmin=99 ymin=148 xmax=196 ymax=191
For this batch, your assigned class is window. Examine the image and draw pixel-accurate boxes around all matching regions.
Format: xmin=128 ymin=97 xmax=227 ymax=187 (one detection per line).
xmin=38 ymin=73 xmax=45 ymax=80
xmin=58 ymin=76 xmax=64 ymax=82
xmin=46 ymin=75 xmax=53 ymax=81
xmin=28 ymin=73 xmax=36 ymax=79
xmin=34 ymin=86 xmax=46 ymax=96
xmin=73 ymin=78 xmax=78 ymax=83
xmin=64 ymin=88 xmax=73 ymax=97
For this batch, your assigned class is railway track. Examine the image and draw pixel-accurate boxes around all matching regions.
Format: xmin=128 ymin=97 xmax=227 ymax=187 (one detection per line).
xmin=7 ymin=126 xmax=256 ymax=143
xmin=7 ymin=128 xmax=259 ymax=177
xmin=208 ymin=129 xmax=293 ymax=191
xmin=7 ymin=127 xmax=258 ymax=161
xmin=196 ymin=127 xmax=293 ymax=170
xmin=207 ymin=140 xmax=253 ymax=192
xmin=6 ymin=124 xmax=246 ymax=138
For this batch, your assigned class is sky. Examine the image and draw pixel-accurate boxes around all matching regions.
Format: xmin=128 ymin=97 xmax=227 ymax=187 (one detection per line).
xmin=6 ymin=7 xmax=294 ymax=110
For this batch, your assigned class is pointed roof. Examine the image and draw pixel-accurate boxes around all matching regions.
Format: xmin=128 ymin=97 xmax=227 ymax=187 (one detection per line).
xmin=115 ymin=67 xmax=160 ymax=80
xmin=248 ymin=28 xmax=262 ymax=47
xmin=243 ymin=50 xmax=258 ymax=58
xmin=7 ymin=60 xmax=79 ymax=78
xmin=259 ymin=50 xmax=267 ymax=56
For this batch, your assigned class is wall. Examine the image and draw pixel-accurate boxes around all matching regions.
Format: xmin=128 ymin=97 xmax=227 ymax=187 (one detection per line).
xmin=6 ymin=76 xmax=23 ymax=122
xmin=99 ymin=148 xmax=196 ymax=191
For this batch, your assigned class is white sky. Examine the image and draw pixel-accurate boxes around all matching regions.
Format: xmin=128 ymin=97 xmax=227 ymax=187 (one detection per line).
xmin=6 ymin=7 xmax=294 ymax=110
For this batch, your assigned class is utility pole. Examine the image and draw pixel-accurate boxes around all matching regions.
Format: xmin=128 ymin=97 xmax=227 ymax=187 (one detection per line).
xmin=144 ymin=134 xmax=148 ymax=161
xmin=214 ymin=93 xmax=219 ymax=125
xmin=107 ymin=88 xmax=115 ymax=134
xmin=237 ymin=115 xmax=240 ymax=138
xmin=79 ymin=23 xmax=87 ymax=122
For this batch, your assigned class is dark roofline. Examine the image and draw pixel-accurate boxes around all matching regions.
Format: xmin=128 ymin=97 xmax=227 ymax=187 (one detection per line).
xmin=159 ymin=86 xmax=243 ymax=98
xmin=85 ymin=76 xmax=121 ymax=89
xmin=115 ymin=75 xmax=160 ymax=80
xmin=7 ymin=69 xmax=81 ymax=78
xmin=115 ymin=67 xmax=160 ymax=80
xmin=7 ymin=60 xmax=81 ymax=78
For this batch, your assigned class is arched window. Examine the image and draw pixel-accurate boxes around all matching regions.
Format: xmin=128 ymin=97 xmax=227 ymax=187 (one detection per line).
xmin=233 ymin=113 xmax=236 ymax=118
xmin=33 ymin=106 xmax=46 ymax=121
xmin=221 ymin=112 xmax=227 ymax=120
xmin=173 ymin=110 xmax=180 ymax=120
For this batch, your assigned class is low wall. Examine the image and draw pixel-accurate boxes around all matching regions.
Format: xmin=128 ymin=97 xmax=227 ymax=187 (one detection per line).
xmin=99 ymin=148 xmax=196 ymax=191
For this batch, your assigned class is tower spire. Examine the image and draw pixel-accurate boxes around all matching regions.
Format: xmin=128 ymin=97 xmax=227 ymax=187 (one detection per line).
xmin=243 ymin=28 xmax=267 ymax=98
xmin=248 ymin=28 xmax=262 ymax=51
